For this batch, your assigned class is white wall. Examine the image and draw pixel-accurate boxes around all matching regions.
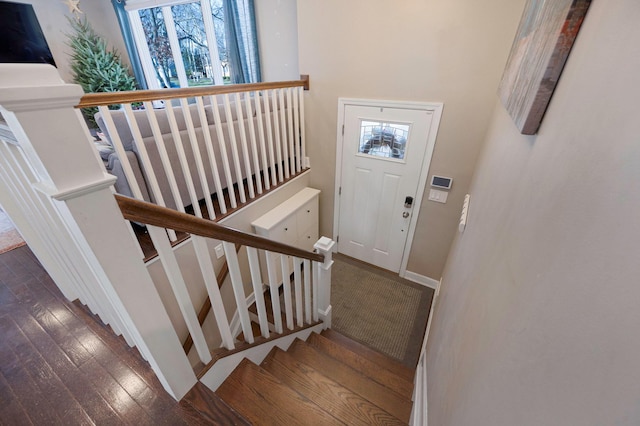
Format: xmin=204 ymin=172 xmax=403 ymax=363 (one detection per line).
xmin=296 ymin=0 xmax=526 ymax=280
xmin=426 ymin=1 xmax=640 ymax=424
xmin=254 ymin=0 xmax=299 ymax=81
xmin=16 ymin=0 xmax=129 ymax=84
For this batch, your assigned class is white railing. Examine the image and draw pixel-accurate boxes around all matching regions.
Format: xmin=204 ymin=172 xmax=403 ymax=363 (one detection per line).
xmin=116 ymin=194 xmax=334 ymax=366
xmin=1 ymin=64 xmax=325 ymax=402
xmin=0 ymin=64 xmax=196 ymax=400
xmin=79 ymin=79 xmax=309 ymax=241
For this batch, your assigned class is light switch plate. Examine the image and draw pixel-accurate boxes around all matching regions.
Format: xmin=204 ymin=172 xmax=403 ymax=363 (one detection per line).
xmin=428 ymin=189 xmax=448 ymax=203
xmin=214 ymin=244 xmax=225 ymax=259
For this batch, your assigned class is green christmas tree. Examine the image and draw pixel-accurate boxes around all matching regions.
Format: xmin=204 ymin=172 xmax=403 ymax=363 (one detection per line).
xmin=67 ymin=17 xmax=137 ymax=128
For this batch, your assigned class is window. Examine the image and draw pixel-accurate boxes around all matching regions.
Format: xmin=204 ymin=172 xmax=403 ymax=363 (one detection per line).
xmin=125 ymin=0 xmax=260 ymax=89
xmin=358 ymin=120 xmax=409 ymax=160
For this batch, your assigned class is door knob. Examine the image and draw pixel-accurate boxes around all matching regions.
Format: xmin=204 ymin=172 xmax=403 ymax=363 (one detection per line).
xmin=402 ymin=212 xmax=410 ymax=218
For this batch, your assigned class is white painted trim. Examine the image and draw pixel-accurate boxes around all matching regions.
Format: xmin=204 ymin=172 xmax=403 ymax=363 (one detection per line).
xmin=200 ymin=323 xmax=324 ymax=391
xmin=128 ymin=11 xmax=162 ymax=90
xmin=403 ymin=271 xmax=439 ymax=290
xmin=162 ymin=6 xmax=189 ymax=88
xmin=410 ymin=276 xmax=440 ymax=426
xmin=125 ymin=0 xmax=194 ymax=11
xmin=199 ymin=0 xmax=224 ymax=86
xmin=334 ymin=98 xmax=444 ymax=276
xmin=33 ymin=175 xmax=117 ymax=201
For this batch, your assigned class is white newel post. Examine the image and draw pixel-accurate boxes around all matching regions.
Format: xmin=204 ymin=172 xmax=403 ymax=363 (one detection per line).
xmin=313 ymin=236 xmax=335 ymax=329
xmin=0 ymin=64 xmax=196 ymax=400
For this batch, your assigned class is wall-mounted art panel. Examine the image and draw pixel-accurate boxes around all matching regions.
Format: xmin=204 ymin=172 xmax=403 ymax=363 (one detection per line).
xmin=498 ymin=0 xmax=591 ymax=135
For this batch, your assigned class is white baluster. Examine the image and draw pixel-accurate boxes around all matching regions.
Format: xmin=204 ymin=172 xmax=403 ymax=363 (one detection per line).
xmin=209 ymin=95 xmax=237 ymax=208
xmin=265 ymin=251 xmax=283 ymax=334
xmin=278 ymin=89 xmax=290 ymax=179
xmin=97 ymin=106 xmax=145 ymax=200
xmin=164 ymin=102 xmax=202 ymax=217
xmin=280 ymin=255 xmax=294 ymax=330
xmin=180 ymin=98 xmax=216 ymax=218
xmin=262 ymin=91 xmax=278 ymax=187
xmin=222 ymin=94 xmax=246 ymax=204
xmin=299 ymin=87 xmax=307 ymax=168
xmin=192 ymin=237 xmax=234 ymax=350
xmin=234 ymin=92 xmax=254 ymax=199
xmin=195 ymin=97 xmax=227 ymax=214
xmin=247 ymin=247 xmax=270 ymax=338
xmin=243 ymin=92 xmax=263 ymax=195
xmin=293 ymin=257 xmax=303 ymax=327
xmin=270 ymin=90 xmax=284 ymax=183
xmin=143 ymin=101 xmax=187 ymax=215
xmin=253 ymin=91 xmax=271 ymax=190
xmin=146 ymin=225 xmax=211 ymax=363
xmin=286 ymin=88 xmax=296 ymax=175
xmin=223 ymin=242 xmax=253 ymax=343
xmin=303 ymin=259 xmax=311 ymax=324
xmin=292 ymin=88 xmax=301 ymax=173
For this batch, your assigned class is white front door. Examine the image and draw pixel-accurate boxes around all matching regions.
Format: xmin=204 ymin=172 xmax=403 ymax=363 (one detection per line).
xmin=336 ymin=101 xmax=439 ymax=273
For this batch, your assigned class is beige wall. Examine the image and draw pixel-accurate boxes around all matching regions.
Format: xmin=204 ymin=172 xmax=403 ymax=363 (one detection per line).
xmin=18 ymin=0 xmax=129 ymax=84
xmin=254 ymin=0 xmax=300 ymax=81
xmin=426 ymin=1 xmax=640 ymax=424
xmin=297 ymin=0 xmax=526 ymax=279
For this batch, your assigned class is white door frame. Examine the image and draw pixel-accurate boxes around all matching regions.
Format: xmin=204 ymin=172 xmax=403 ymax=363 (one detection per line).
xmin=333 ymin=98 xmax=444 ymax=278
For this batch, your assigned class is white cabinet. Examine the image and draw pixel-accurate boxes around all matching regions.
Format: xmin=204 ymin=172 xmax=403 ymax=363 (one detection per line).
xmin=251 ymin=187 xmax=320 ymax=284
xmin=251 ymin=187 xmax=320 ymax=250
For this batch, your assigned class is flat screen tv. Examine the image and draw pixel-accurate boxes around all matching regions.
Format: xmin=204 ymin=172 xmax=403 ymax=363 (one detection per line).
xmin=0 ymin=1 xmax=56 ymax=66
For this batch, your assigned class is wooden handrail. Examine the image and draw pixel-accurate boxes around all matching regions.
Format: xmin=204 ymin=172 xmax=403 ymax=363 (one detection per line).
xmin=115 ymin=194 xmax=325 ymax=264
xmin=77 ymin=75 xmax=310 ymax=108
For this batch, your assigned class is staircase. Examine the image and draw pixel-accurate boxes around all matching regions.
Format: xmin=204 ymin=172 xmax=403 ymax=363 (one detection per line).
xmin=182 ymin=329 xmax=414 ymax=425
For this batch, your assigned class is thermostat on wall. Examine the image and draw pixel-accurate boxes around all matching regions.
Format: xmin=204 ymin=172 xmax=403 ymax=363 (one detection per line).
xmin=431 ymin=175 xmax=453 ymax=190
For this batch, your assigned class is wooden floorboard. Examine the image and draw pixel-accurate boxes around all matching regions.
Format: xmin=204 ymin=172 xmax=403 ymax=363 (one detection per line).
xmin=320 ymin=329 xmax=415 ymax=381
xmin=216 ymin=359 xmax=339 ymax=426
xmin=262 ymin=347 xmax=404 ymax=426
xmin=181 ymin=382 xmax=251 ymax=425
xmin=307 ymin=332 xmax=414 ymax=399
xmin=287 ymin=339 xmax=413 ymax=422
xmin=0 ymin=245 xmax=211 ymax=425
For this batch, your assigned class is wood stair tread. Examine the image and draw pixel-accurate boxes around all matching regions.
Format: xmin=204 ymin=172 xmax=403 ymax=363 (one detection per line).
xmin=321 ymin=329 xmax=415 ymax=381
xmin=308 ymin=332 xmax=414 ymax=399
xmin=287 ymin=338 xmax=412 ymax=422
xmin=261 ymin=347 xmax=404 ymax=426
xmin=181 ymin=382 xmax=251 ymax=425
xmin=215 ymin=358 xmax=340 ymax=425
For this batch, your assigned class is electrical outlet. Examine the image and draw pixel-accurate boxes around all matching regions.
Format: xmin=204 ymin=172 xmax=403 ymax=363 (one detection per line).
xmin=214 ymin=244 xmax=225 ymax=259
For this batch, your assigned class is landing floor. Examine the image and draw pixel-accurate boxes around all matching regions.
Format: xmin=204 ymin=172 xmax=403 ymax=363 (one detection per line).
xmin=0 ymin=245 xmax=206 ymax=425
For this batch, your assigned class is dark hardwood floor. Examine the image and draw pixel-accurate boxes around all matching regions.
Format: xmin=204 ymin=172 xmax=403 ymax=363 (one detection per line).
xmin=0 ymin=245 xmax=212 ymax=425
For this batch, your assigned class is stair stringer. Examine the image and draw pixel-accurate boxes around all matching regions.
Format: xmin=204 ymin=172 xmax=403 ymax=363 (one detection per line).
xmin=200 ymin=322 xmax=325 ymax=392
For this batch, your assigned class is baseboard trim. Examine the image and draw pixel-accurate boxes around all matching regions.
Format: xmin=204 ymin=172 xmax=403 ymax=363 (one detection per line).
xmin=403 ymin=271 xmax=439 ymax=290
